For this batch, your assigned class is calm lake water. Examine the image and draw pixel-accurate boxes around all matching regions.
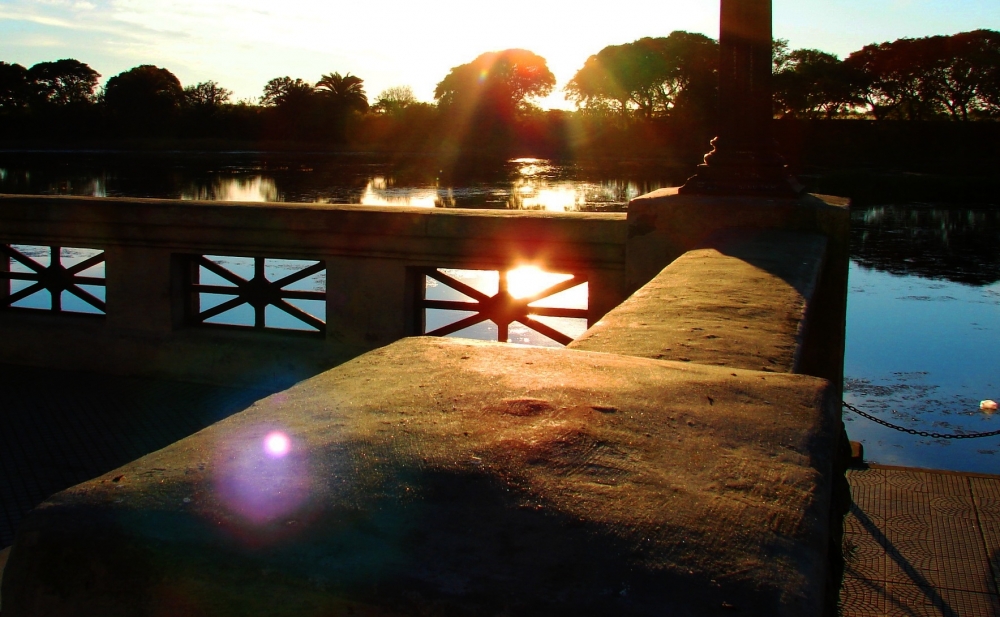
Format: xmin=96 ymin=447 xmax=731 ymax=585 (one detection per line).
xmin=2 ymin=153 xmax=998 ymax=474
xmin=845 ymin=205 xmax=1000 ymax=474
xmin=0 ymin=152 xmax=677 ymax=211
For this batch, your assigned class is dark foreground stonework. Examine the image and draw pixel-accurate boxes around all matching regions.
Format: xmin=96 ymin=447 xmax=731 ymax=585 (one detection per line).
xmin=2 ymin=337 xmax=840 ymax=617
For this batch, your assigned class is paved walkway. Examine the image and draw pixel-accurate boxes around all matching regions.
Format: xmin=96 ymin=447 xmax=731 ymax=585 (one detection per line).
xmin=841 ymin=465 xmax=1000 ymax=616
xmin=0 ymin=364 xmax=265 ymax=548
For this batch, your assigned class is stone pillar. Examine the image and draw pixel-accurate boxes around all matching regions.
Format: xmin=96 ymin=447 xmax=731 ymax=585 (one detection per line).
xmin=680 ymin=0 xmax=801 ymax=196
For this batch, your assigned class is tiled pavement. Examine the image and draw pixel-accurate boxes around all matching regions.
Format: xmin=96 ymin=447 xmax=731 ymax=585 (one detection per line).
xmin=842 ymin=465 xmax=1000 ymax=616
xmin=0 ymin=364 xmax=266 ymax=548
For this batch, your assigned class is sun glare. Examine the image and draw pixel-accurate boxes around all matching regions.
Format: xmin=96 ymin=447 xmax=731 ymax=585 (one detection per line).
xmin=506 ymin=265 xmax=571 ymax=299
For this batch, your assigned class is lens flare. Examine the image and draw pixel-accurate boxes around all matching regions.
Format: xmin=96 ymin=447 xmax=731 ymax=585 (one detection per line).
xmin=264 ymin=431 xmax=291 ymax=458
xmin=215 ymin=428 xmax=310 ymax=527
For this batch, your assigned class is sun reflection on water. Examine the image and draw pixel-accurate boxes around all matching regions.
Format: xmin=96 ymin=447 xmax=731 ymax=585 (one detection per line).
xmin=182 ymin=176 xmax=280 ymax=202
xmin=510 ymin=182 xmax=586 ymax=211
xmin=358 ymin=176 xmax=437 ymax=208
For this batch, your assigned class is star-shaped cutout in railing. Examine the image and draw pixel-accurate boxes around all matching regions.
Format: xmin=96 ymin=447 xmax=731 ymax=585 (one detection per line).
xmin=419 ymin=268 xmax=588 ymax=346
xmin=1 ymin=244 xmax=106 ymax=314
xmin=190 ymin=256 xmax=326 ymax=332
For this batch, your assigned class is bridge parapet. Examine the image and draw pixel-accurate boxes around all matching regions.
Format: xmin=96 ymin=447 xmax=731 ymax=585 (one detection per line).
xmin=0 ymin=190 xmax=852 ymax=616
xmin=0 ymin=195 xmax=628 ymax=388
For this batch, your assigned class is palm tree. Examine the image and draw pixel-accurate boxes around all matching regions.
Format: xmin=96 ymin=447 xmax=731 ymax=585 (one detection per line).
xmin=315 ymin=73 xmax=369 ymax=113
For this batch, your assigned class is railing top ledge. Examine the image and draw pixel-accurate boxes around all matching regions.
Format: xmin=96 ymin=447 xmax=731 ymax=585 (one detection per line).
xmin=0 ymin=194 xmax=629 ymax=262
xmin=0 ymin=194 xmax=628 ymax=222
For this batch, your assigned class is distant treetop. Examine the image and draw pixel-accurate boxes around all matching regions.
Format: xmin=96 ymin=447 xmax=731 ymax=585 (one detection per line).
xmin=316 ymin=73 xmax=369 ymax=114
xmin=103 ymin=65 xmax=184 ymax=115
xmin=260 ymin=76 xmax=313 ymax=108
xmin=26 ymin=59 xmax=100 ymax=106
xmin=565 ymin=32 xmax=717 ymax=120
xmin=435 ymin=49 xmax=555 ymax=118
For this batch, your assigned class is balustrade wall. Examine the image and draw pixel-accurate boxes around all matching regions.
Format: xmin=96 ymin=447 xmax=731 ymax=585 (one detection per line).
xmin=0 ymin=196 xmax=629 ymax=388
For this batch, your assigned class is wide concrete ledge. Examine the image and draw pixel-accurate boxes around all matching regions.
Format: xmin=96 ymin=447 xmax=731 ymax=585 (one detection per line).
xmin=625 ymin=189 xmax=849 ymax=291
xmin=2 ymin=337 xmax=840 ymax=617
xmin=571 ymin=230 xmax=827 ymax=374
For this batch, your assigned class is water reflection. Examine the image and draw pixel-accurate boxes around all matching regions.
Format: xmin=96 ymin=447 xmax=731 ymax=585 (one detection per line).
xmin=852 ymin=205 xmax=1000 ymax=285
xmin=0 ymin=153 xmax=675 ymax=212
xmin=846 ymin=203 xmax=1000 ymax=474
xmin=844 ymin=263 xmax=1000 ymax=474
xmin=0 ymin=165 xmax=107 ymax=197
xmin=182 ymin=176 xmax=279 ymax=202
xmin=357 ymin=176 xmax=437 ymax=208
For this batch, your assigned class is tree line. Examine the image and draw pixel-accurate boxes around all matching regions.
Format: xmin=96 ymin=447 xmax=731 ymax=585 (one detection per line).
xmin=0 ymin=29 xmax=997 ymax=152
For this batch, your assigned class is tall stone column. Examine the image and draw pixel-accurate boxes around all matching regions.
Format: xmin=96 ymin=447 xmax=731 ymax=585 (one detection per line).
xmin=680 ymin=0 xmax=801 ymax=196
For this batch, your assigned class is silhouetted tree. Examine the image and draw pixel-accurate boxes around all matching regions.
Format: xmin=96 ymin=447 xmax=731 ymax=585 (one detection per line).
xmin=260 ymin=77 xmax=314 ymax=108
xmin=772 ymin=39 xmax=793 ymax=74
xmin=566 ymin=40 xmax=658 ymax=118
xmin=666 ymin=33 xmax=720 ymax=126
xmin=435 ymin=49 xmax=554 ymax=153
xmin=969 ymin=30 xmax=1000 ymax=118
xmin=982 ymin=52 xmax=1000 ymax=117
xmin=184 ymin=81 xmax=232 ymax=109
xmin=258 ymin=77 xmax=321 ymax=141
xmin=920 ymin=30 xmax=1000 ymax=121
xmin=373 ymin=85 xmax=417 ymax=115
xmin=316 ymin=73 xmax=368 ymax=113
xmin=0 ymin=62 xmax=28 ymax=110
xmin=179 ymin=81 xmax=238 ymax=138
xmin=565 ymin=32 xmax=717 ymax=122
xmin=846 ymin=38 xmax=945 ymax=121
xmin=102 ymin=65 xmax=184 ymax=137
xmin=104 ymin=65 xmax=183 ymax=115
xmin=774 ymin=49 xmax=854 ymax=119
xmin=844 ymin=31 xmax=1000 ymax=121
xmin=313 ymin=72 xmax=368 ymax=142
xmin=436 ymin=49 xmax=555 ymax=120
xmin=26 ymin=59 xmax=100 ymax=106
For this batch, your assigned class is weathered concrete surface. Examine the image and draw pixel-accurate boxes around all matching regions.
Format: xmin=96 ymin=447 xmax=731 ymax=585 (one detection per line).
xmin=575 ymin=225 xmax=853 ymax=612
xmin=3 ymin=337 xmax=840 ymax=617
xmin=571 ymin=230 xmax=827 ymax=374
xmin=625 ymin=189 xmax=849 ymax=291
xmin=624 ymin=190 xmax=850 ymax=398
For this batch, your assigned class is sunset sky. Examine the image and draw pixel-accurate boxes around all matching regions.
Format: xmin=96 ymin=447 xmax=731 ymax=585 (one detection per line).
xmin=1 ymin=0 xmax=998 ymax=109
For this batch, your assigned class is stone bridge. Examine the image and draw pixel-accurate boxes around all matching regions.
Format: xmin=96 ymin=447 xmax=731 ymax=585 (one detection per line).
xmin=0 ymin=188 xmax=851 ymax=616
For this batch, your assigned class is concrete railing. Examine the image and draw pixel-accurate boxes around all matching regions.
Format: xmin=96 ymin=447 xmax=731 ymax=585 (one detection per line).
xmin=0 ymin=196 xmax=629 ymax=388
xmin=1 ymin=191 xmax=855 ymax=616
xmin=1 ymin=190 xmax=855 ymax=616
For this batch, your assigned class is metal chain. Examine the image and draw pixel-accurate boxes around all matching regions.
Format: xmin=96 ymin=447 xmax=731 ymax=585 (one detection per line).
xmin=843 ymin=401 xmax=1000 ymax=440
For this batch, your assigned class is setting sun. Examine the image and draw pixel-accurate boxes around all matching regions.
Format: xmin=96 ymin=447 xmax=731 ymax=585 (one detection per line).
xmin=506 ymin=265 xmax=587 ymax=308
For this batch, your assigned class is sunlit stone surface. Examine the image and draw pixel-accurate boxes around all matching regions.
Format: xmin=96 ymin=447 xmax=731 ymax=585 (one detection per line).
xmin=2 ymin=337 xmax=840 ymax=617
